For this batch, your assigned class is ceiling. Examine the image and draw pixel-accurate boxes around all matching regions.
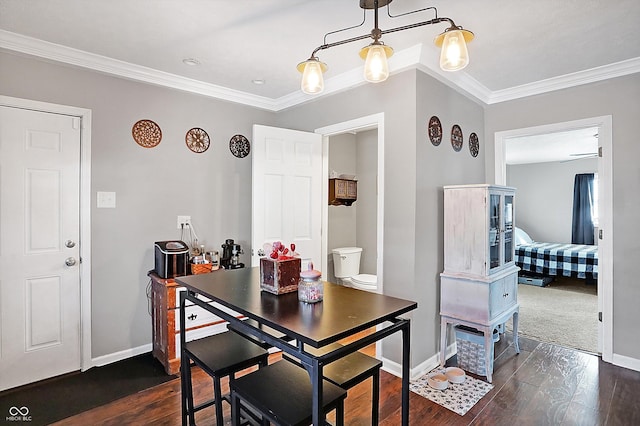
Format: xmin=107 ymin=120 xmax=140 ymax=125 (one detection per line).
xmin=1 ymin=0 xmax=639 ymax=111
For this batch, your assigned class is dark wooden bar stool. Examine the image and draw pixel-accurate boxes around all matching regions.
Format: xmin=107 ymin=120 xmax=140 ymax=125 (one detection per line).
xmin=181 ymin=330 xmax=269 ymax=426
xmin=230 ymin=360 xmax=347 ymax=426
xmin=283 ymin=343 xmax=382 ymax=425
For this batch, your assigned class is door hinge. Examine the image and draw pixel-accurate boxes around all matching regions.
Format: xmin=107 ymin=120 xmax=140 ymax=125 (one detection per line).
xmin=599 ymin=229 xmax=603 ymax=240
xmin=598 ymin=311 xmax=602 ymax=322
xmin=598 ymin=146 xmax=603 ymax=157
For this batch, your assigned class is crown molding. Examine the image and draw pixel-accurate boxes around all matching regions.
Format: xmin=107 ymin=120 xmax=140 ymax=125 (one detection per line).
xmin=486 ymin=57 xmax=640 ymax=104
xmin=0 ymin=30 xmax=279 ymax=111
xmin=3 ymin=30 xmax=639 ymax=111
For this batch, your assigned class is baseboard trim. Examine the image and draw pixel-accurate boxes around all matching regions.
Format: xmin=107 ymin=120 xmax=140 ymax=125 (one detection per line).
xmin=380 ymin=343 xmax=457 ymax=381
xmin=611 ymin=352 xmax=640 ymax=373
xmin=91 ymin=343 xmax=153 ymax=368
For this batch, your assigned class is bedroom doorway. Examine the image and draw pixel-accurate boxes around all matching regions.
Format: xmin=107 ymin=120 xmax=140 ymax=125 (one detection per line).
xmin=494 ymin=116 xmax=612 ymax=361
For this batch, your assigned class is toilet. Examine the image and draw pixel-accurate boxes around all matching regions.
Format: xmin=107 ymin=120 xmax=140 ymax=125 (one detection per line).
xmin=331 ymin=247 xmax=377 ymax=292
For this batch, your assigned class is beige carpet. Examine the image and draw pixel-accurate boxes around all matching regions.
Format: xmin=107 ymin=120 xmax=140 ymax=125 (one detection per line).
xmin=507 ymin=277 xmax=598 ymax=353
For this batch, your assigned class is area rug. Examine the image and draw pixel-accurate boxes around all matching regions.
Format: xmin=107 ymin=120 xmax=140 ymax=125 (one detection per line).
xmin=410 ymin=367 xmax=493 ymax=416
xmin=0 ymin=352 xmax=176 ymax=426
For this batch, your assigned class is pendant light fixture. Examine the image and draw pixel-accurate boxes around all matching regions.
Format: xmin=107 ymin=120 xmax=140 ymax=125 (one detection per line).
xmin=297 ymin=0 xmax=474 ymax=94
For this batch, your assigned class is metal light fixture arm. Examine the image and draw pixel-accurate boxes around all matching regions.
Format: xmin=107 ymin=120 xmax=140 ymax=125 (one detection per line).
xmin=297 ymin=2 xmax=473 ymax=94
xmin=305 ymin=6 xmax=459 ymax=60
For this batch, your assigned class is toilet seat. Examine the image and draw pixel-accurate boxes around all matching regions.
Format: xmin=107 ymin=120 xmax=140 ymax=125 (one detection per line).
xmin=350 ymin=274 xmax=377 ymax=290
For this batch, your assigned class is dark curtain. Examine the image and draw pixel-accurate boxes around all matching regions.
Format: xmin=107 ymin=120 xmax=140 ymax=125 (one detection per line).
xmin=571 ymin=173 xmax=595 ymax=245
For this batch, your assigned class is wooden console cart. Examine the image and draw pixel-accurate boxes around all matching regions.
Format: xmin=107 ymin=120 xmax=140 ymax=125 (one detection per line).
xmin=148 ymin=271 xmax=243 ymax=375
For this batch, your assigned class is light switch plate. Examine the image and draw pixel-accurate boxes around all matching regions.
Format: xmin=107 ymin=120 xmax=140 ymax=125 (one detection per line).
xmin=97 ymin=191 xmax=116 ymax=208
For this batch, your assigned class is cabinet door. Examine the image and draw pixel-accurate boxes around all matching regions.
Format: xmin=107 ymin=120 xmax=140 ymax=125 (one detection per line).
xmin=503 ymin=194 xmax=514 ymax=264
xmin=346 ymin=180 xmax=357 ymax=198
xmin=488 ymin=193 xmax=501 ymax=272
xmin=335 ymin=179 xmax=348 ymax=198
xmin=488 ymin=190 xmax=515 ymax=274
xmin=489 ymin=273 xmax=517 ymax=320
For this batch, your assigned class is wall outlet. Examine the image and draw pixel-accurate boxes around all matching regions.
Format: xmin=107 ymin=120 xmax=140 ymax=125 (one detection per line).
xmin=177 ymin=215 xmax=191 ymax=230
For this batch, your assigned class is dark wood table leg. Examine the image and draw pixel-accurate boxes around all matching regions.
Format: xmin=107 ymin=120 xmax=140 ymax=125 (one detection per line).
xmin=402 ymin=319 xmax=411 ymax=426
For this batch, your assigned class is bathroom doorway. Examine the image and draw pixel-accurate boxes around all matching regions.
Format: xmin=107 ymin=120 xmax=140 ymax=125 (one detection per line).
xmin=316 ymin=113 xmax=385 ymax=293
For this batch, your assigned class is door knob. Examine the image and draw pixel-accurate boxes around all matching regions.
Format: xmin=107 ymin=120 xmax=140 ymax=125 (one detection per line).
xmin=65 ymin=240 xmax=76 ymax=248
xmin=65 ymin=257 xmax=77 ymax=267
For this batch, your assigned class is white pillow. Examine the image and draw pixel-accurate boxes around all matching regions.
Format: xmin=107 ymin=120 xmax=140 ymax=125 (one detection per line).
xmin=514 ymin=227 xmax=534 ymax=245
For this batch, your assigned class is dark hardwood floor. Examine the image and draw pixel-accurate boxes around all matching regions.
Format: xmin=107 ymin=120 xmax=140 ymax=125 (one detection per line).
xmin=52 ymin=334 xmax=640 ymax=425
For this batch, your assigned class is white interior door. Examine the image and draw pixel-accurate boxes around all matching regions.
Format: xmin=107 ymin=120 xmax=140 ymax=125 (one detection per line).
xmin=251 ymin=125 xmax=322 ymax=270
xmin=0 ymin=106 xmax=82 ymax=391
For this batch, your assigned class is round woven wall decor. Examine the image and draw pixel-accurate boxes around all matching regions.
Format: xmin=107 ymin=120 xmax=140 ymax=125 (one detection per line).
xmin=132 ymin=119 xmax=162 ymax=148
xmin=451 ymin=124 xmax=463 ymax=152
xmin=229 ymin=134 xmax=251 ymax=158
xmin=428 ymin=116 xmax=443 ymax=146
xmin=185 ymin=127 xmax=210 ymax=153
xmin=469 ymin=132 xmax=479 ymax=157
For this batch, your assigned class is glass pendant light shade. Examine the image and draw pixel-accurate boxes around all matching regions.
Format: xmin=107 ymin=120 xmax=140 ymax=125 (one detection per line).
xmin=435 ymin=28 xmax=473 ymax=71
xmin=297 ymin=58 xmax=327 ymax=94
xmin=360 ymin=43 xmax=393 ymax=83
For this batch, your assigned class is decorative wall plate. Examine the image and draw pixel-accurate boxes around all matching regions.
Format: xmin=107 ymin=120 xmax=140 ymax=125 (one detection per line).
xmin=428 ymin=116 xmax=443 ymax=146
xmin=451 ymin=124 xmax=463 ymax=152
xmin=132 ymin=119 xmax=162 ymax=148
xmin=229 ymin=134 xmax=251 ymax=158
xmin=469 ymin=133 xmax=479 ymax=157
xmin=185 ymin=127 xmax=210 ymax=153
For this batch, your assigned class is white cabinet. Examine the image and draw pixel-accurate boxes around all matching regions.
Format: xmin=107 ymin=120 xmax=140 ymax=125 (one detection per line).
xmin=439 ymin=184 xmax=520 ymax=383
xmin=443 ymin=184 xmax=515 ymax=278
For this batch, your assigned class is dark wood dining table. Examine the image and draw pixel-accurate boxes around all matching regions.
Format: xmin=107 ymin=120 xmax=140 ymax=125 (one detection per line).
xmin=176 ymin=267 xmax=417 ymax=426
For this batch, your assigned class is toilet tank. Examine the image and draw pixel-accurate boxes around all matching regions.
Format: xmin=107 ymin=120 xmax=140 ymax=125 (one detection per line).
xmin=331 ymin=247 xmax=362 ymax=278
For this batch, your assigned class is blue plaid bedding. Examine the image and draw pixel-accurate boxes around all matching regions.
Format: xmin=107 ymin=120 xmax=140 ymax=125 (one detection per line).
xmin=516 ymin=242 xmax=598 ymax=280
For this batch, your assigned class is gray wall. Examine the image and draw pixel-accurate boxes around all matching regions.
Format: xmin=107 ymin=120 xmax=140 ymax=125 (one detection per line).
xmin=326 ymin=130 xmax=377 ymax=284
xmin=327 ymin=133 xmax=357 ymax=282
xmin=0 ymin=51 xmax=275 ymax=358
xmin=414 ymin=70 xmax=486 ymax=360
xmin=507 ymin=158 xmax=597 ymax=243
xmin=485 ymin=73 xmax=640 ymax=360
xmin=355 ymin=129 xmax=378 ymax=275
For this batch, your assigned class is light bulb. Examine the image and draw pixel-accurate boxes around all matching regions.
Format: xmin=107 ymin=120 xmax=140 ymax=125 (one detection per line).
xmin=439 ymin=29 xmax=469 ymax=71
xmin=298 ymin=59 xmax=327 ymax=94
xmin=362 ymin=44 xmax=393 ymax=83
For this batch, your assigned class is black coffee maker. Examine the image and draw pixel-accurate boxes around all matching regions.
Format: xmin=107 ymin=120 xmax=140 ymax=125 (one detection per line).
xmin=221 ymin=238 xmax=244 ymax=269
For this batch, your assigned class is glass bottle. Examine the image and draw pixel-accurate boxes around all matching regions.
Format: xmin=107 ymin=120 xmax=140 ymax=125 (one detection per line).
xmin=298 ymin=263 xmax=323 ymax=303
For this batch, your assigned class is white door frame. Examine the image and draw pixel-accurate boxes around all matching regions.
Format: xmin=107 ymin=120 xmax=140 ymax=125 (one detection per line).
xmin=0 ymin=95 xmax=93 ymax=371
xmin=315 ymin=113 xmax=385 ymax=293
xmin=494 ymin=115 xmax=613 ymax=363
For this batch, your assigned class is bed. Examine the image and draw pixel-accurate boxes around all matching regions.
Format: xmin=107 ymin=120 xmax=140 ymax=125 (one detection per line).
xmin=514 ymin=228 xmax=598 ymax=280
